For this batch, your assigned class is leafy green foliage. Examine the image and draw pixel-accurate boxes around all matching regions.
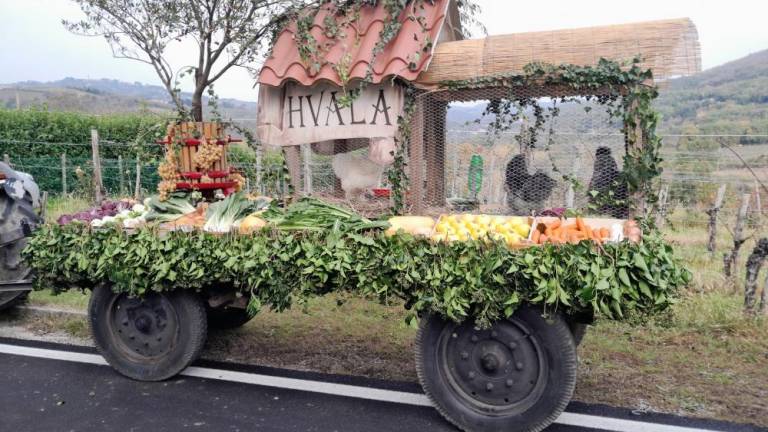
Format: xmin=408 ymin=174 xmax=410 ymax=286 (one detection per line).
xmin=25 ymin=224 xmax=690 ymax=327
xmin=0 ymin=108 xmax=166 ymax=158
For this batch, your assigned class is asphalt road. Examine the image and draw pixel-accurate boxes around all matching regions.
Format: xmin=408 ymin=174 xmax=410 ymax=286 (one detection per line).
xmin=0 ymin=337 xmax=763 ymax=432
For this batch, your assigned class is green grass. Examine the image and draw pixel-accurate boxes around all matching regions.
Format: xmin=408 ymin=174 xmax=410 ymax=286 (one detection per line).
xmin=28 ymin=290 xmax=90 ymax=310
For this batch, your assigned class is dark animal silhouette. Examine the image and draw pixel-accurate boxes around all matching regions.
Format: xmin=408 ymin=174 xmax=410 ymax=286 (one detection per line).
xmin=588 ymin=146 xmax=628 ymax=218
xmin=505 ymin=155 xmax=556 ymax=214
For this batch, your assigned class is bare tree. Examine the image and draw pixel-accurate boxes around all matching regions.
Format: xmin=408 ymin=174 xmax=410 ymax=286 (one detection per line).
xmin=65 ymin=0 xmax=481 ymax=121
xmin=65 ymin=0 xmax=312 ymax=121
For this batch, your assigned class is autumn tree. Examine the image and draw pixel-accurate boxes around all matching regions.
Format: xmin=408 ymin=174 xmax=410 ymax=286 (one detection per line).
xmin=65 ymin=0 xmax=314 ymax=121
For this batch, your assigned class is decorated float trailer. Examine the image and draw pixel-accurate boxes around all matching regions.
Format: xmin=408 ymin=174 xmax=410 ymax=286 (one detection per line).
xmin=12 ymin=2 xmax=701 ymax=432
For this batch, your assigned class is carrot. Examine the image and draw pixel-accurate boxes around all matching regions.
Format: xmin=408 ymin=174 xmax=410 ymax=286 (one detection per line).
xmin=532 ymin=230 xmax=541 ymax=244
xmin=575 ymin=217 xmax=586 ymax=232
xmin=539 ymin=234 xmax=548 ymax=243
xmin=600 ymin=227 xmax=610 ymax=238
xmin=583 ymin=225 xmax=594 ymax=239
xmin=548 ymin=219 xmax=561 ymax=230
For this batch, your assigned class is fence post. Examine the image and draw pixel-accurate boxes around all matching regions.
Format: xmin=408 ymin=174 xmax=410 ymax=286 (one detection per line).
xmin=118 ymin=155 xmax=125 ymax=195
xmin=61 ymin=153 xmax=68 ymax=195
xmin=134 ymin=159 xmax=142 ymax=200
xmin=743 ymin=238 xmax=768 ymax=315
xmin=301 ymin=143 xmax=312 ymax=195
xmin=655 ymin=184 xmax=670 ymax=228
xmin=255 ymin=146 xmax=263 ymax=195
xmin=91 ymin=128 xmax=104 ymax=203
xmin=706 ymin=184 xmax=727 ymax=254
xmin=723 ymin=193 xmax=751 ymax=282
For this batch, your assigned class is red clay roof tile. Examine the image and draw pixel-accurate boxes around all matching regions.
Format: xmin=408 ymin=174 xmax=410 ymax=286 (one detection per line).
xmin=259 ymin=0 xmax=451 ymax=87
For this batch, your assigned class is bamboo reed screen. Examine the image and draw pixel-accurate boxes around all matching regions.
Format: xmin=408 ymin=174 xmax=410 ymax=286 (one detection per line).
xmin=418 ymin=18 xmax=701 ymax=86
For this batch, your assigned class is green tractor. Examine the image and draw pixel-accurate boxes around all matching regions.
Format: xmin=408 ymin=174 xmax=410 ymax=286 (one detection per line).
xmin=0 ymin=162 xmax=41 ymax=311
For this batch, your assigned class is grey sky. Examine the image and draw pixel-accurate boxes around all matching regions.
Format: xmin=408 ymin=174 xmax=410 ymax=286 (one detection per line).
xmin=1 ymin=0 xmax=767 ymax=102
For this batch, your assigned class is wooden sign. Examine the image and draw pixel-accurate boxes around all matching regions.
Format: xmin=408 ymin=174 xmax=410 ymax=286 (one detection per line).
xmin=257 ymin=82 xmax=404 ymax=147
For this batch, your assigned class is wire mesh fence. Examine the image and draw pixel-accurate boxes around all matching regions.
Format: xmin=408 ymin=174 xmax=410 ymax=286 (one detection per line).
xmin=2 ymin=131 xmax=765 ymax=229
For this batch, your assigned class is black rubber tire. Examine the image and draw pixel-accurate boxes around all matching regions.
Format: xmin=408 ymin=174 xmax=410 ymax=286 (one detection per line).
xmin=569 ymin=322 xmax=588 ymax=347
xmin=0 ymin=291 xmax=28 ymax=312
xmin=89 ymin=284 xmax=208 ymax=381
xmin=207 ymin=306 xmax=253 ymax=330
xmin=416 ymin=306 xmax=577 ymax=432
xmin=0 ymin=185 xmax=38 ymax=311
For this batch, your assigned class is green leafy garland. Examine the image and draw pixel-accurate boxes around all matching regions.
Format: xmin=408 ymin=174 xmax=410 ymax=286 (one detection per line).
xmin=25 ymin=224 xmax=690 ymax=327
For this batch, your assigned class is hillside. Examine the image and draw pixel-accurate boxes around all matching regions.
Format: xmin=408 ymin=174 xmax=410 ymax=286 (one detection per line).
xmin=0 ymin=78 xmax=257 ymax=119
xmin=656 ymin=49 xmax=768 ymax=139
xmin=2 ymin=49 xmax=768 ymax=139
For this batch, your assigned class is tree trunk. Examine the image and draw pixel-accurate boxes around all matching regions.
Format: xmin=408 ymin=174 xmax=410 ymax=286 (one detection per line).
xmin=191 ymin=88 xmax=205 ymax=122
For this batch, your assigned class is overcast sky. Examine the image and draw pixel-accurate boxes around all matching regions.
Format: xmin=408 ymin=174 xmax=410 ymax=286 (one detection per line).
xmin=1 ymin=0 xmax=767 ymax=102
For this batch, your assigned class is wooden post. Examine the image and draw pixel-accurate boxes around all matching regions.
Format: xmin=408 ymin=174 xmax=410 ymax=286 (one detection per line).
xmin=706 ymin=185 xmax=727 ymax=254
xmin=424 ymin=99 xmax=447 ymax=206
xmin=332 ymin=140 xmax=348 ymax=198
xmin=301 ymin=143 xmax=313 ymax=195
xmin=255 ymin=147 xmax=263 ymax=195
xmin=61 ymin=153 xmax=68 ymax=195
xmin=91 ymin=128 xmax=104 ymax=203
xmin=39 ymin=191 xmax=48 ymax=221
xmin=724 ymin=193 xmax=751 ymax=281
xmin=134 ymin=159 xmax=142 ymax=200
xmin=655 ymin=184 xmax=670 ymax=228
xmin=283 ymin=145 xmax=302 ymax=199
xmin=3 ymin=154 xmax=9 ymax=167
xmin=408 ymin=99 xmax=425 ymax=214
xmin=743 ymin=238 xmax=768 ymax=314
xmin=118 ymin=155 xmax=125 ymax=195
xmin=628 ymin=97 xmax=647 ymax=218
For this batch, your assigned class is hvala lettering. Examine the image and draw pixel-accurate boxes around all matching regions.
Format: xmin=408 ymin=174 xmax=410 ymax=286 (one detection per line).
xmin=286 ymin=89 xmax=392 ymax=129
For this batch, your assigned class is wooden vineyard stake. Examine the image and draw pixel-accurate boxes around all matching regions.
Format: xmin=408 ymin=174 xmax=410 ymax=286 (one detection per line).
xmin=743 ymin=238 xmax=768 ymax=315
xmin=91 ymin=128 xmax=105 ymax=203
xmin=706 ymin=184 xmax=726 ymax=254
xmin=723 ymin=193 xmax=751 ymax=283
xmin=61 ymin=153 xmax=67 ymax=195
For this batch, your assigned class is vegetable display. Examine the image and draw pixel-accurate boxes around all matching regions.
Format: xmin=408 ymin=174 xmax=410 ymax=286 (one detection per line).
xmin=203 ymin=192 xmax=269 ymax=233
xmin=433 ymin=214 xmax=531 ymax=246
xmin=262 ymin=198 xmax=389 ymax=232
xmin=25 ymin=222 xmax=690 ymax=327
xmin=56 ymin=200 xmax=134 ymax=225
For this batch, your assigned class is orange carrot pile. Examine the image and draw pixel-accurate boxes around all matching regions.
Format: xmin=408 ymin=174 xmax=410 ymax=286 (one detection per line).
xmin=531 ymin=217 xmax=610 ymax=245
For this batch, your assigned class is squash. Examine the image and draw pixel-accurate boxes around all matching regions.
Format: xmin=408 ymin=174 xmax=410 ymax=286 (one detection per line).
xmin=385 ymin=216 xmax=435 ymax=236
xmin=239 ymin=213 xmax=267 ymax=234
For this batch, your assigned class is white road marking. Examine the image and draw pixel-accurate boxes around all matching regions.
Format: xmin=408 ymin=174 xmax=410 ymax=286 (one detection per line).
xmin=0 ymin=343 xmax=723 ymax=432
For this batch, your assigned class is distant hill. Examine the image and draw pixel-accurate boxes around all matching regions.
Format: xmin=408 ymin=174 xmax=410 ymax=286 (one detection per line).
xmin=656 ymin=49 xmax=768 ymax=139
xmin=3 ymin=48 xmax=767 ymax=139
xmin=0 ymin=77 xmax=257 ymax=119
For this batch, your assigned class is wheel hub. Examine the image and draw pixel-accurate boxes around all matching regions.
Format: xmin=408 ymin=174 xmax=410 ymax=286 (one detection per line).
xmin=441 ymin=319 xmax=546 ymax=414
xmin=108 ymin=293 xmax=178 ymax=359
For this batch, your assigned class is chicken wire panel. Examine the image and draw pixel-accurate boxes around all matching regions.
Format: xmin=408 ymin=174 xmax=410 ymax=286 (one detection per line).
xmin=409 ymin=86 xmax=629 ymax=217
xmin=660 ymin=135 xmax=768 ymax=211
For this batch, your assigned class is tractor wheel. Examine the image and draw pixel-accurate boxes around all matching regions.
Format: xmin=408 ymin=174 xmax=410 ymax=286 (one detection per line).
xmin=207 ymin=305 xmax=253 ymax=330
xmin=416 ymin=306 xmax=577 ymax=432
xmin=0 ymin=185 xmax=37 ymax=311
xmin=89 ymin=284 xmax=208 ymax=381
xmin=569 ymin=322 xmax=588 ymax=347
